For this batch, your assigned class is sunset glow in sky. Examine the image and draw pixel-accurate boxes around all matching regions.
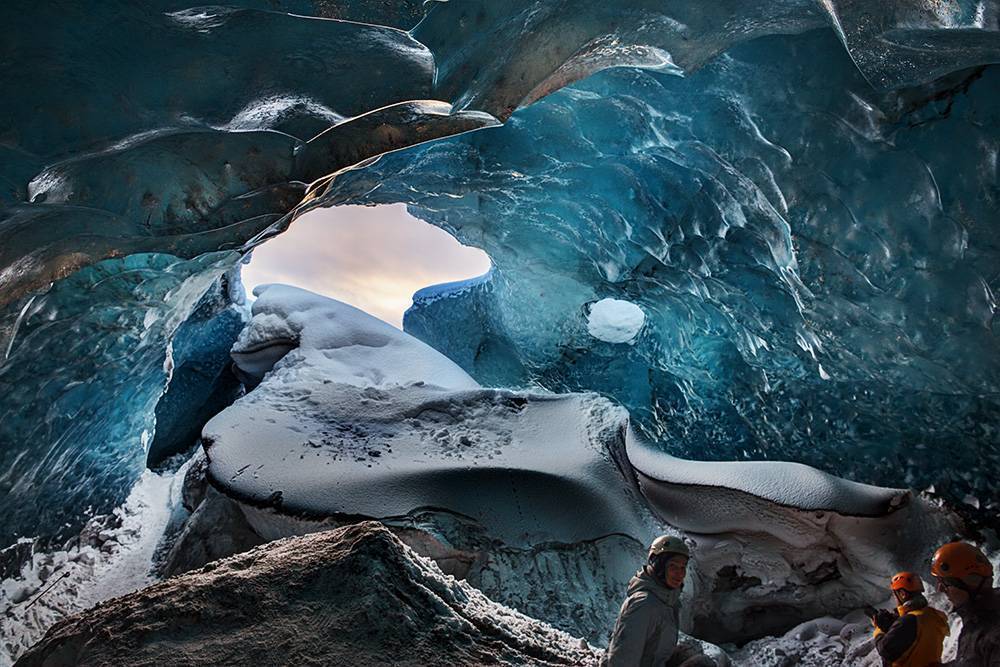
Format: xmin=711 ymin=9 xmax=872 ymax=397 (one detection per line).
xmin=242 ymin=205 xmax=492 ymax=328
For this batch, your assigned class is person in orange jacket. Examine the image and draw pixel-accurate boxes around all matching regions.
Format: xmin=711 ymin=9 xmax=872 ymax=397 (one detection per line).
xmin=931 ymin=542 xmax=1000 ymax=666
xmin=869 ymin=571 xmax=950 ymax=667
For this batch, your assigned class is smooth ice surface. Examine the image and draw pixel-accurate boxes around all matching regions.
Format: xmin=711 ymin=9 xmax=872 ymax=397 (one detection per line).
xmin=414 ymin=0 xmax=1000 ymax=119
xmin=587 ymin=299 xmax=645 ymax=344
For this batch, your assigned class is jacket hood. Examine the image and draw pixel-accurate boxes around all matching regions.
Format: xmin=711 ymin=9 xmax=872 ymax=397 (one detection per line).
xmin=627 ymin=567 xmax=682 ymax=606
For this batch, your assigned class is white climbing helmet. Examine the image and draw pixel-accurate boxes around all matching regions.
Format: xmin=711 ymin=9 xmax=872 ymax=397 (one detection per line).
xmin=648 ymin=535 xmax=690 ymax=560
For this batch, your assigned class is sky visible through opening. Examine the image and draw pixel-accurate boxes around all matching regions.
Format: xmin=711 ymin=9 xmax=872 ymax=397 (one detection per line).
xmin=243 ymin=204 xmax=492 ymax=329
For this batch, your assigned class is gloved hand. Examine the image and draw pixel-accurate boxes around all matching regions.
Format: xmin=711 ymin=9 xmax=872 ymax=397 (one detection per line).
xmin=872 ymin=609 xmax=899 ymax=632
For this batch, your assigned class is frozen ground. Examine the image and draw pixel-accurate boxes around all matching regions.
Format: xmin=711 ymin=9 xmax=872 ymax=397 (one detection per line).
xmin=0 ymin=466 xmax=188 ymax=666
xmin=0 ymin=443 xmax=993 ymax=666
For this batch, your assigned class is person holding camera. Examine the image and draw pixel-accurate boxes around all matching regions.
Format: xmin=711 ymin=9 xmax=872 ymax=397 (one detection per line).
xmin=868 ymin=571 xmax=949 ymax=667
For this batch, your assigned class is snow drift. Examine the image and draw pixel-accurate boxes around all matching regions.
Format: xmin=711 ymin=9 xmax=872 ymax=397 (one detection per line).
xmin=190 ymin=286 xmax=963 ymax=645
xmin=202 ymin=285 xmax=657 ymax=642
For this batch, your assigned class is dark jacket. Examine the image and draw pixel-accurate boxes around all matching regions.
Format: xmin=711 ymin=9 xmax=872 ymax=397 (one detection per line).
xmin=602 ymin=567 xmax=681 ymax=667
xmin=873 ymin=596 xmax=949 ymax=667
xmin=946 ymin=587 xmax=1000 ymax=667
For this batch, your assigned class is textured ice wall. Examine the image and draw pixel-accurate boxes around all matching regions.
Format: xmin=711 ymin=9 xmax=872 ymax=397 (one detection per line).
xmin=0 ymin=252 xmax=235 ymax=548
xmin=147 ymin=270 xmax=248 ymax=468
xmin=350 ymin=32 xmax=1000 ymax=511
xmin=2 ymin=0 xmax=999 ymax=547
xmin=0 ymin=2 xmax=491 ymax=547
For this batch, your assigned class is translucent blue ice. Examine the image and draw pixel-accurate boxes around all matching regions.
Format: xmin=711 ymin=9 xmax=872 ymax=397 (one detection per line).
xmin=344 ymin=32 xmax=1000 ymax=510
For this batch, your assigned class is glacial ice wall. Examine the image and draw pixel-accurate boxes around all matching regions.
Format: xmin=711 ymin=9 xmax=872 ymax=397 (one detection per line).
xmin=0 ymin=1 xmax=489 ymax=547
xmin=1 ymin=0 xmax=999 ymax=547
xmin=343 ymin=31 xmax=1000 ymax=509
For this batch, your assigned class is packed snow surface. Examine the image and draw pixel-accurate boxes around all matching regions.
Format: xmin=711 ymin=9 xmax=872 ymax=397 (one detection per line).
xmin=586 ymin=298 xmax=645 ymax=344
xmin=232 ymin=283 xmax=479 ymax=390
xmin=627 ymin=435 xmax=903 ymax=516
xmin=209 ymin=286 xmax=662 ymax=641
xmin=209 ymin=285 xmax=651 ymax=546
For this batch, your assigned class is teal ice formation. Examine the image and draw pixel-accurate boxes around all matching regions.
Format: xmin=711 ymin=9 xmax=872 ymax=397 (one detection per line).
xmin=1 ymin=0 xmax=999 ymax=550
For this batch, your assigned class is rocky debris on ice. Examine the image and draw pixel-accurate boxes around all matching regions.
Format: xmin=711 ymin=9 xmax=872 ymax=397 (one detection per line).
xmin=15 ymin=522 xmax=600 ymax=667
xmin=202 ymin=285 xmax=658 ymax=642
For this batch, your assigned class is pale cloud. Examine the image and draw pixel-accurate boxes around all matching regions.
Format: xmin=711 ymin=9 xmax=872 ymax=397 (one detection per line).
xmin=242 ymin=204 xmax=492 ymax=328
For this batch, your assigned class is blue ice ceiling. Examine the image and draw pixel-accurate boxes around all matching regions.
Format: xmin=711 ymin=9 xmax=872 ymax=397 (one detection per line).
xmin=388 ymin=33 xmax=1000 ymax=504
xmin=1 ymin=0 xmax=998 ymax=547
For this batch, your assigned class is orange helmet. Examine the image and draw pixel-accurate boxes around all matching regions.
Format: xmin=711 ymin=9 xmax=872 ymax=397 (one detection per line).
xmin=931 ymin=542 xmax=993 ymax=580
xmin=891 ymin=572 xmax=924 ymax=593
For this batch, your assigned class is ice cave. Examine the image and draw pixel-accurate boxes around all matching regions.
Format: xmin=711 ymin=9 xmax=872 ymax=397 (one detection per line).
xmin=1 ymin=1 xmax=1000 ymax=665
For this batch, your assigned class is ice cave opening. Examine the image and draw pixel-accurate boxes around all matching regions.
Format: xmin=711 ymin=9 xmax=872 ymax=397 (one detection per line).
xmin=241 ymin=204 xmax=492 ymax=329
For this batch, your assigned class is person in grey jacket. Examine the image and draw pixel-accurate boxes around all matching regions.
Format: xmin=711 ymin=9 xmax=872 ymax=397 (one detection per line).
xmin=602 ymin=535 xmax=715 ymax=667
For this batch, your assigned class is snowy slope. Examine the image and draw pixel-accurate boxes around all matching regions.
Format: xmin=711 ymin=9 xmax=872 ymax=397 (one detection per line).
xmin=1 ymin=468 xmax=188 ymax=666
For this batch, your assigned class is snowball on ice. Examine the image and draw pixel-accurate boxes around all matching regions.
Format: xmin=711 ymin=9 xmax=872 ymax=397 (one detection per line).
xmin=586 ymin=298 xmax=645 ymax=344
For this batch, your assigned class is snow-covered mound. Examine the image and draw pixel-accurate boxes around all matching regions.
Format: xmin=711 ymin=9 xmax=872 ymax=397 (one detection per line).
xmin=201 ymin=286 xmax=965 ymax=645
xmin=205 ymin=285 xmax=656 ymax=641
xmin=586 ymin=299 xmax=645 ymax=344
xmin=14 ymin=522 xmax=600 ymax=667
xmin=0 ymin=465 xmax=194 ymax=667
xmin=230 ymin=283 xmax=479 ymax=390
xmin=628 ymin=437 xmax=905 ymax=517
xmin=627 ymin=434 xmax=962 ymax=643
